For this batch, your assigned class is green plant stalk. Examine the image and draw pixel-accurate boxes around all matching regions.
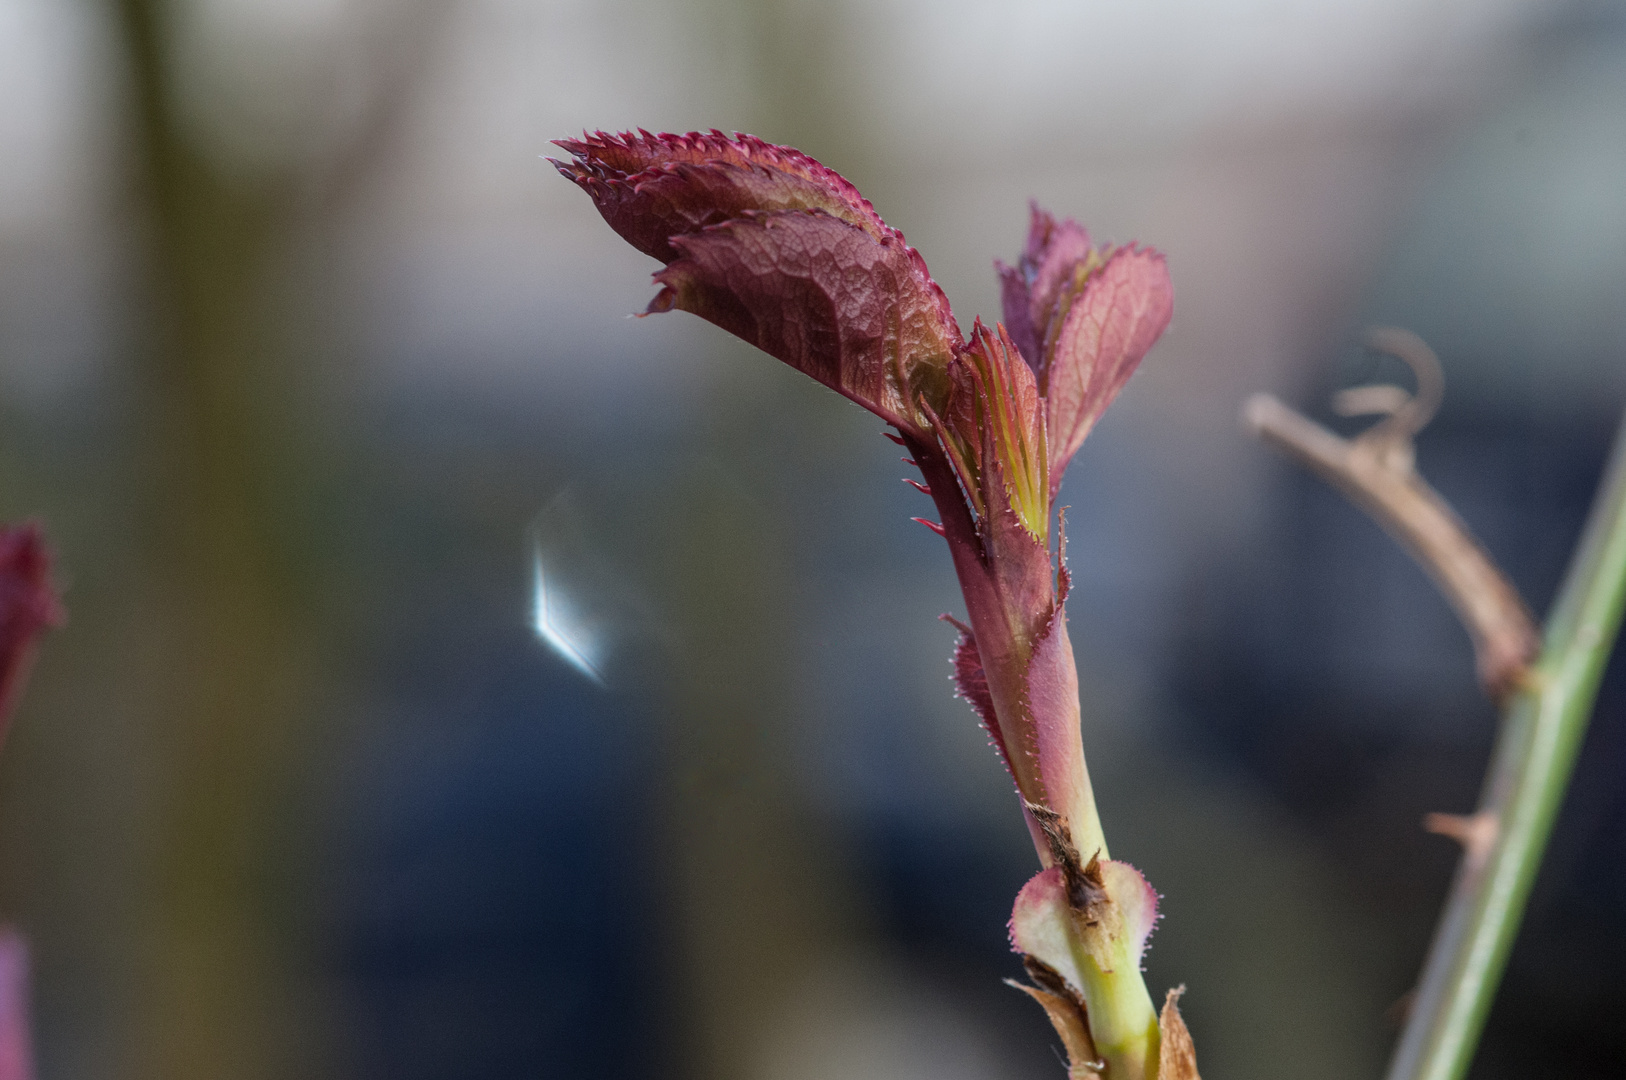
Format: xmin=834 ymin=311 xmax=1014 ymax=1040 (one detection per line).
xmin=1078 ymin=955 xmax=1160 ymax=1077
xmin=1386 ymin=410 xmax=1626 ymax=1080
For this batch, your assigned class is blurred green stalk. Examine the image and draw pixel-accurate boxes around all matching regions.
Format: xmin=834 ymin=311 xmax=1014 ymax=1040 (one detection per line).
xmin=1387 ymin=410 xmax=1626 ymax=1080
xmin=110 ymin=2 xmax=323 ymax=1076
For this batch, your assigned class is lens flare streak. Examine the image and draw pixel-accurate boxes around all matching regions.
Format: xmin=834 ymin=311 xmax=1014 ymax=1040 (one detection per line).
xmin=531 ymin=547 xmax=606 ymax=686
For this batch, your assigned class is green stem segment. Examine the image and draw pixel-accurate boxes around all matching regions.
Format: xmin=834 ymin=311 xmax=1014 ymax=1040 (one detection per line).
xmin=1080 ymin=956 xmax=1160 ymax=1080
xmin=1386 ymin=411 xmax=1626 ymax=1080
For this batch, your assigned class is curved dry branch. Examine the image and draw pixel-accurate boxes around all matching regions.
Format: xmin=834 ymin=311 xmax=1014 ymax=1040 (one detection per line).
xmin=1242 ymin=327 xmax=1538 ymax=700
xmin=1247 ymin=331 xmax=1626 ymax=1080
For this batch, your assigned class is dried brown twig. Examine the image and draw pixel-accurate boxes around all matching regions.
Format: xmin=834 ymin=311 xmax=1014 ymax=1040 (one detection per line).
xmin=1243 ymin=326 xmax=1539 ymax=701
xmin=1246 ymin=330 xmax=1626 ymax=1080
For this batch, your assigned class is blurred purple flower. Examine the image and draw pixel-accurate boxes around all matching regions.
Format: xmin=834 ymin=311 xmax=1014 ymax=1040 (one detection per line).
xmin=0 ymin=932 xmax=30 ymax=1080
xmin=0 ymin=524 xmax=61 ymax=741
xmin=0 ymin=525 xmax=56 ymax=1080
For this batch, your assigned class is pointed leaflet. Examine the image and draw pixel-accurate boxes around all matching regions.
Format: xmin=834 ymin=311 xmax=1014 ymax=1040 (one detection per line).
xmin=555 ymin=131 xmax=962 ymax=434
xmin=553 ymin=129 xmax=890 ymax=252
xmin=0 ymin=524 xmax=61 ymax=739
xmin=996 ymin=206 xmax=1172 ymax=497
xmin=552 ymin=130 xmax=894 ymax=262
xmin=652 ymin=210 xmax=958 ymax=434
xmin=997 ymin=205 xmax=1099 ymax=377
xmin=559 ymin=128 xmax=962 ymax=432
xmin=1041 ymin=247 xmax=1172 ymax=495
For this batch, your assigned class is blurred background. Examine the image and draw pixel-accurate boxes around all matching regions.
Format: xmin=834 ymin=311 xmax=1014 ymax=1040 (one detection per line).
xmin=1 ymin=0 xmax=1624 ymax=1078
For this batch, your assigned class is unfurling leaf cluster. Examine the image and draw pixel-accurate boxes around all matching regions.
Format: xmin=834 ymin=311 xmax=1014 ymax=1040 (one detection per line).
xmin=553 ymin=130 xmax=1170 ymax=545
xmin=557 ymin=129 xmax=1180 ymax=1080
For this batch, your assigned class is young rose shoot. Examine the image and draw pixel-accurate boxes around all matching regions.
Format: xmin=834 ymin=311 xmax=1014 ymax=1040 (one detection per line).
xmin=555 ymin=130 xmax=1187 ymax=1080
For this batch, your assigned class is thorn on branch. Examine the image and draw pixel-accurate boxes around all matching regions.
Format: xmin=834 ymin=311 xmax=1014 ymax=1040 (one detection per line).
xmin=1385 ymin=988 xmax=1418 ymax=1028
xmin=1424 ymin=810 xmax=1499 ymax=870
